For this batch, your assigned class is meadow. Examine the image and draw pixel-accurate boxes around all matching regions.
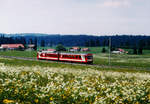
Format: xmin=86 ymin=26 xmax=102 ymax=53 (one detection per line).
xmin=0 ymin=60 xmax=150 ymax=104
xmin=0 ymin=47 xmax=150 ymax=69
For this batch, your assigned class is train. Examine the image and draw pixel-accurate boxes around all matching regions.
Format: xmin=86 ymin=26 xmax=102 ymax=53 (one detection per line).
xmin=37 ymin=51 xmax=93 ymax=64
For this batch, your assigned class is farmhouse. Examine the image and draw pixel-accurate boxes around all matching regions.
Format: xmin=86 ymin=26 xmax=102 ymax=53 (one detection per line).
xmin=26 ymin=44 xmax=35 ymax=51
xmin=111 ymin=48 xmax=128 ymax=54
xmin=118 ymin=48 xmax=125 ymax=53
xmin=69 ymin=47 xmax=81 ymax=52
xmin=111 ymin=51 xmax=122 ymax=54
xmin=47 ymin=49 xmax=56 ymax=52
xmin=81 ymin=48 xmax=90 ymax=52
xmin=1 ymin=44 xmax=24 ymax=50
xmin=0 ymin=47 xmax=3 ymax=51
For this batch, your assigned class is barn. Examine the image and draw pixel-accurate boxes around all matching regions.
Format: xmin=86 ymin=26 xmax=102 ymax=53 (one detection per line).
xmin=69 ymin=47 xmax=81 ymax=52
xmin=47 ymin=49 xmax=56 ymax=52
xmin=1 ymin=44 xmax=24 ymax=50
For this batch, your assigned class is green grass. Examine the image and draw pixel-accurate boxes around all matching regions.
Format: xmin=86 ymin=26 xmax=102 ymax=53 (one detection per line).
xmin=1 ymin=47 xmax=150 ymax=69
xmin=94 ymin=53 xmax=150 ymax=68
xmin=0 ymin=50 xmax=37 ymax=58
xmin=0 ymin=57 xmax=150 ymax=73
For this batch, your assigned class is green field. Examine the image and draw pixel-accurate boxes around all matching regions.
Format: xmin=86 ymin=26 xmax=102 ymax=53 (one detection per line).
xmin=0 ymin=51 xmax=37 ymax=58
xmin=1 ymin=49 xmax=150 ymax=103
xmin=0 ymin=47 xmax=150 ymax=69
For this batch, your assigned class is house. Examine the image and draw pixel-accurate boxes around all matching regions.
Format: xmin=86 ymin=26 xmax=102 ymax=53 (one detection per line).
xmin=112 ymin=48 xmax=127 ymax=54
xmin=28 ymin=44 xmax=35 ymax=48
xmin=1 ymin=44 xmax=24 ymax=50
xmin=47 ymin=49 xmax=56 ymax=52
xmin=0 ymin=47 xmax=3 ymax=51
xmin=26 ymin=44 xmax=35 ymax=51
xmin=69 ymin=47 xmax=81 ymax=52
xmin=81 ymin=48 xmax=90 ymax=52
xmin=118 ymin=48 xmax=125 ymax=53
xmin=111 ymin=51 xmax=122 ymax=54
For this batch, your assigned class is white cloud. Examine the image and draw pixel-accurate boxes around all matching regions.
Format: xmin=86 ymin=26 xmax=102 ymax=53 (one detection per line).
xmin=100 ymin=0 xmax=130 ymax=8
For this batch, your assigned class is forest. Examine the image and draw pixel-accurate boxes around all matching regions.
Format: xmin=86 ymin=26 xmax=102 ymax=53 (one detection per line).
xmin=0 ymin=33 xmax=150 ymax=49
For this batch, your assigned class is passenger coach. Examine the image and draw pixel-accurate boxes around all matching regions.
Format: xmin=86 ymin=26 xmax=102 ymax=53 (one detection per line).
xmin=37 ymin=51 xmax=93 ymax=64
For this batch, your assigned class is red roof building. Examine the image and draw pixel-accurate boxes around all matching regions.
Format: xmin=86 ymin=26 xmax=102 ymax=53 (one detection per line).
xmin=28 ymin=44 xmax=35 ymax=48
xmin=47 ymin=49 xmax=56 ymax=52
xmin=82 ymin=48 xmax=90 ymax=52
xmin=69 ymin=47 xmax=81 ymax=52
xmin=72 ymin=47 xmax=80 ymax=50
xmin=118 ymin=48 xmax=125 ymax=52
xmin=1 ymin=44 xmax=24 ymax=49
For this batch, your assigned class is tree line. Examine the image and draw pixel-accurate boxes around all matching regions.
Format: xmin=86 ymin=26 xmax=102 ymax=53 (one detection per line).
xmin=0 ymin=34 xmax=150 ymax=54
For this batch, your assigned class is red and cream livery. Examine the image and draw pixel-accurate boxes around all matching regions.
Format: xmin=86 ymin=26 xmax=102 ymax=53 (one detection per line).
xmin=37 ymin=51 xmax=93 ymax=64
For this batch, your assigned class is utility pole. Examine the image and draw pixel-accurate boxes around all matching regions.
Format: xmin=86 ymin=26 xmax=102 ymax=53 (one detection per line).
xmin=109 ymin=37 xmax=111 ymax=66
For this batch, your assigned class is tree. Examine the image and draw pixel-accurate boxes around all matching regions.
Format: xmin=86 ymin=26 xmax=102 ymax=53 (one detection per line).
xmin=133 ymin=47 xmax=137 ymax=54
xmin=29 ymin=38 xmax=33 ymax=44
xmin=90 ymin=39 xmax=95 ymax=47
xmin=33 ymin=37 xmax=37 ymax=51
xmin=125 ymin=41 xmax=130 ymax=49
xmin=102 ymin=39 xmax=106 ymax=46
xmin=138 ymin=40 xmax=144 ymax=54
xmin=85 ymin=41 xmax=90 ymax=47
xmin=111 ymin=47 xmax=116 ymax=51
xmin=96 ymin=38 xmax=100 ymax=46
xmin=102 ymin=47 xmax=106 ymax=53
xmin=138 ymin=48 xmax=143 ymax=54
xmin=17 ymin=46 xmax=24 ymax=51
xmin=20 ymin=37 xmax=26 ymax=46
xmin=41 ymin=40 xmax=45 ymax=47
xmin=56 ymin=44 xmax=66 ymax=51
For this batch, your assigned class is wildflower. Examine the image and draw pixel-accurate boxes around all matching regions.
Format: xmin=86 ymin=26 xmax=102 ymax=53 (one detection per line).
xmin=148 ymin=94 xmax=150 ymax=100
xmin=135 ymin=102 xmax=140 ymax=104
xmin=3 ymin=99 xmax=14 ymax=103
xmin=86 ymin=98 xmax=89 ymax=101
xmin=34 ymin=99 xmax=39 ymax=103
xmin=50 ymin=97 xmax=53 ymax=101
xmin=63 ymin=95 xmax=66 ymax=99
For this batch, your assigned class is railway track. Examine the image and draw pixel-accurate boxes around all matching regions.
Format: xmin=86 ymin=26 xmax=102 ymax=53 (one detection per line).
xmin=0 ymin=55 xmax=150 ymax=71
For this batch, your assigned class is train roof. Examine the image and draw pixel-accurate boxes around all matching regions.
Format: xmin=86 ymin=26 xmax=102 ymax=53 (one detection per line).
xmin=60 ymin=53 xmax=92 ymax=55
xmin=38 ymin=51 xmax=92 ymax=55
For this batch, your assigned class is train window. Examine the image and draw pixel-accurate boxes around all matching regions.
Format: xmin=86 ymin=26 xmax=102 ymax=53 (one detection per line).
xmin=87 ymin=56 xmax=93 ymax=59
xmin=79 ymin=56 xmax=81 ymax=59
xmin=65 ymin=55 xmax=69 ymax=58
xmin=76 ymin=56 xmax=78 ymax=59
xmin=69 ymin=55 xmax=72 ymax=58
xmin=73 ymin=56 xmax=75 ymax=58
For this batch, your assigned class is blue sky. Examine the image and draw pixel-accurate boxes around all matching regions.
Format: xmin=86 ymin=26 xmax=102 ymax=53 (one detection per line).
xmin=0 ymin=0 xmax=150 ymax=35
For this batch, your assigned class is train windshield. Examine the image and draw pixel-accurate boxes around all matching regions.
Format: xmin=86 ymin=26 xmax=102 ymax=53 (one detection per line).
xmin=87 ymin=56 xmax=93 ymax=59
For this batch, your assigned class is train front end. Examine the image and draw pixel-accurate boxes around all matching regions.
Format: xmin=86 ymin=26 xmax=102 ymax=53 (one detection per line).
xmin=85 ymin=54 xmax=93 ymax=64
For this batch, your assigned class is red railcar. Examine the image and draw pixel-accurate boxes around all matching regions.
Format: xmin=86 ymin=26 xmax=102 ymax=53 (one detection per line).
xmin=37 ymin=51 xmax=93 ymax=64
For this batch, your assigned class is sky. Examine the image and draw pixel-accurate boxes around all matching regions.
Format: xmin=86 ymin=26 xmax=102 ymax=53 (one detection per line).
xmin=0 ymin=0 xmax=150 ymax=35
